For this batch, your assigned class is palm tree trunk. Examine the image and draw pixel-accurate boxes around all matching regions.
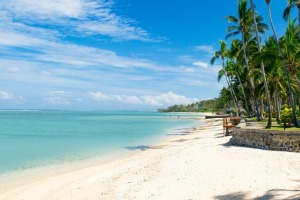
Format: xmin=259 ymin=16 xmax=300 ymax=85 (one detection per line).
xmin=260 ymin=98 xmax=264 ymax=120
xmin=274 ymin=88 xmax=280 ymax=123
xmin=226 ymin=74 xmax=239 ymax=117
xmin=250 ymin=0 xmax=272 ymax=128
xmin=236 ymin=73 xmax=250 ymax=116
xmin=222 ymin=60 xmax=239 ymax=117
xmin=266 ymin=1 xmax=300 ymax=127
xmin=293 ymin=74 xmax=300 ymax=92
xmin=241 ymin=29 xmax=260 ymax=118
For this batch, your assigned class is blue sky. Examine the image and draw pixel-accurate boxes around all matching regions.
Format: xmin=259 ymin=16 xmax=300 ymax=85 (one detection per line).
xmin=0 ymin=0 xmax=296 ymax=110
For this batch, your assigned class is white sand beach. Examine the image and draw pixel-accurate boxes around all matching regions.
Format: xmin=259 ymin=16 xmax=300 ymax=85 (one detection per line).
xmin=0 ymin=118 xmax=299 ymax=200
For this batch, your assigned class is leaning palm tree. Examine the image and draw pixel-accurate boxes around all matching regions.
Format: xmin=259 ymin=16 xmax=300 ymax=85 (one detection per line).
xmin=249 ymin=0 xmax=272 ymax=128
xmin=226 ymin=0 xmax=268 ymax=119
xmin=211 ymin=40 xmax=240 ymax=116
xmin=227 ymin=40 xmax=251 ymax=116
xmin=265 ymin=0 xmax=300 ymax=127
xmin=283 ymin=0 xmax=300 ymax=25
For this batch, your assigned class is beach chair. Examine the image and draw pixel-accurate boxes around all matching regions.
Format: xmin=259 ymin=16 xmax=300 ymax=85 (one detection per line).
xmin=223 ymin=118 xmax=235 ymax=136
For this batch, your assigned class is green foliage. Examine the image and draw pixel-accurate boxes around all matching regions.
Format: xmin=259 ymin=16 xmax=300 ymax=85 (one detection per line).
xmin=157 ymin=99 xmax=220 ymax=112
xmin=280 ymin=105 xmax=293 ymax=124
xmin=157 ymin=87 xmax=234 ymax=113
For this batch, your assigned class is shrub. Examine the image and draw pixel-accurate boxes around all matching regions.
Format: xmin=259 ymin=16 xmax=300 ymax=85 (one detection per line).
xmin=280 ymin=107 xmax=293 ymax=124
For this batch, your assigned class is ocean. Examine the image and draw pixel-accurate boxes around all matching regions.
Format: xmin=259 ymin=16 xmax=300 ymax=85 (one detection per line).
xmin=0 ymin=110 xmax=203 ymax=175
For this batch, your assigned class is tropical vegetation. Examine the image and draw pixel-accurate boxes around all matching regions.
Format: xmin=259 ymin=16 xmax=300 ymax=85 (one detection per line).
xmin=160 ymin=0 xmax=300 ymax=129
xmin=157 ymin=99 xmax=220 ymax=112
xmin=211 ymin=0 xmax=300 ymax=128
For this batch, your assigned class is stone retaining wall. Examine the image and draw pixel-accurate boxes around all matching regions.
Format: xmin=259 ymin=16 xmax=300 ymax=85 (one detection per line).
xmin=230 ymin=129 xmax=300 ymax=152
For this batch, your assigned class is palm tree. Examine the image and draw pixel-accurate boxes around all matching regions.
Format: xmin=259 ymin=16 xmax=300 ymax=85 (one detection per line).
xmin=226 ymin=0 xmax=268 ymax=119
xmin=283 ymin=0 xmax=300 ymax=25
xmin=249 ymin=0 xmax=272 ymax=128
xmin=265 ymin=0 xmax=300 ymax=127
xmin=227 ymin=40 xmax=251 ymax=116
xmin=281 ymin=21 xmax=300 ymax=124
xmin=211 ymin=40 xmax=240 ymax=116
xmin=252 ymin=36 xmax=288 ymax=123
xmin=282 ymin=20 xmax=300 ymax=92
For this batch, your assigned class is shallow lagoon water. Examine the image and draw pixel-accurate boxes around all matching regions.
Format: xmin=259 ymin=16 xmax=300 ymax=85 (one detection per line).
xmin=0 ymin=110 xmax=203 ymax=174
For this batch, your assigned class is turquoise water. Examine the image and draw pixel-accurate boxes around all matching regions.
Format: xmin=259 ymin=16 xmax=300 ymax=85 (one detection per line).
xmin=0 ymin=110 xmax=203 ymax=174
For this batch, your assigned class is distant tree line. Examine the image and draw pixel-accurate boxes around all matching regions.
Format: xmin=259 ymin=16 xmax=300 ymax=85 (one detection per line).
xmin=157 ymin=98 xmax=224 ymax=113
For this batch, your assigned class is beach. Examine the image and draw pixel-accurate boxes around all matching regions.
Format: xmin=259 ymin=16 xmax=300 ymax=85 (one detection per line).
xmin=0 ymin=118 xmax=299 ymax=200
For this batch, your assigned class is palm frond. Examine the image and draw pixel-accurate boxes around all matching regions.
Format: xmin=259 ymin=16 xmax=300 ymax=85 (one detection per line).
xmin=283 ymin=6 xmax=292 ymax=21
xmin=217 ymin=69 xmax=225 ymax=82
xmin=226 ymin=16 xmax=238 ymax=23
xmin=226 ymin=31 xmax=241 ymax=40
xmin=210 ymin=57 xmax=216 ymax=65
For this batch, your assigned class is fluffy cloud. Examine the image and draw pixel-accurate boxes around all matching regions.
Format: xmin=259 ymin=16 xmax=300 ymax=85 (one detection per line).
xmin=0 ymin=91 xmax=14 ymax=100
xmin=89 ymin=91 xmax=198 ymax=107
xmin=0 ymin=91 xmax=26 ymax=103
xmin=142 ymin=92 xmax=198 ymax=107
xmin=193 ymin=61 xmax=209 ymax=68
xmin=0 ymin=29 xmax=155 ymax=69
xmin=0 ymin=0 xmax=152 ymax=41
xmin=89 ymin=92 xmax=143 ymax=105
xmin=1 ymin=0 xmax=86 ymax=19
xmin=194 ymin=45 xmax=215 ymax=55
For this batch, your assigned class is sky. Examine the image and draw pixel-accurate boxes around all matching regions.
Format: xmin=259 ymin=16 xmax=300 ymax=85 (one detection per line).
xmin=0 ymin=0 xmax=296 ymax=110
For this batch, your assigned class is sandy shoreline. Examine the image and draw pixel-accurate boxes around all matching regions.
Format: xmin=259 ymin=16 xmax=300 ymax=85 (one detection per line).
xmin=0 ymin=118 xmax=299 ymax=200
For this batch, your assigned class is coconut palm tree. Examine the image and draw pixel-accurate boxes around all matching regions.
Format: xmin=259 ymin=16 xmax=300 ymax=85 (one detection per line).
xmin=227 ymin=40 xmax=251 ymax=116
xmin=211 ymin=40 xmax=240 ymax=116
xmin=283 ymin=0 xmax=300 ymax=25
xmin=252 ymin=36 xmax=288 ymax=123
xmin=265 ymin=0 xmax=300 ymax=127
xmin=226 ymin=0 xmax=268 ymax=119
xmin=249 ymin=0 xmax=272 ymax=128
xmin=281 ymin=20 xmax=300 ymax=91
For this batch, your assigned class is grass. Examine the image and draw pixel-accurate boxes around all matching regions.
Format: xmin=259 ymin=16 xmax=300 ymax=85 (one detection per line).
xmin=268 ymin=126 xmax=300 ymax=131
xmin=246 ymin=117 xmax=300 ymax=131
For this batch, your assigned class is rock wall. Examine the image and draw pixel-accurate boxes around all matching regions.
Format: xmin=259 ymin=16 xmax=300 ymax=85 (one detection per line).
xmin=230 ymin=129 xmax=300 ymax=152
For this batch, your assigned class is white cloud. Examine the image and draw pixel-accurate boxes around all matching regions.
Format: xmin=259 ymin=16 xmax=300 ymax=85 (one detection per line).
xmin=89 ymin=92 xmax=111 ymax=101
xmin=0 ymin=0 xmax=152 ymax=41
xmin=1 ymin=0 xmax=86 ymax=19
xmin=142 ymin=92 xmax=198 ymax=107
xmin=193 ymin=61 xmax=209 ymax=68
xmin=0 ymin=91 xmax=14 ymax=100
xmin=89 ymin=92 xmax=142 ymax=105
xmin=89 ymin=91 xmax=198 ymax=107
xmin=77 ymin=21 xmax=151 ymax=42
xmin=0 ymin=91 xmax=26 ymax=102
xmin=194 ymin=45 xmax=215 ymax=55
xmin=183 ymin=67 xmax=195 ymax=73
xmin=0 ymin=29 xmax=156 ymax=69
xmin=123 ymin=96 xmax=143 ymax=105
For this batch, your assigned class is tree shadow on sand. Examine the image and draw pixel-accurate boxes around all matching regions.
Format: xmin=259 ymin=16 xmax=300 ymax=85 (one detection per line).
xmin=214 ymin=192 xmax=249 ymax=200
xmin=214 ymin=187 xmax=300 ymax=200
